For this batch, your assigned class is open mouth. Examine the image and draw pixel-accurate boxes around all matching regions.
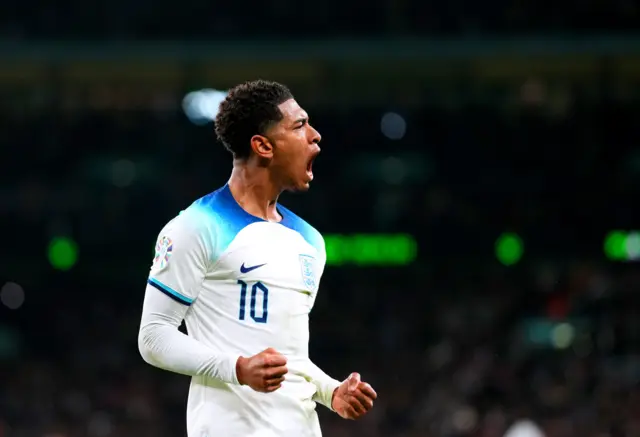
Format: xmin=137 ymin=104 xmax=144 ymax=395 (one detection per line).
xmin=304 ymin=149 xmax=320 ymax=182
xmin=306 ymin=153 xmax=318 ymax=176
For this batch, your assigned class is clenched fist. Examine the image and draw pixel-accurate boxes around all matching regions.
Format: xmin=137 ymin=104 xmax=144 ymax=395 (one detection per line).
xmin=236 ymin=348 xmax=288 ymax=393
xmin=332 ymin=373 xmax=377 ymax=420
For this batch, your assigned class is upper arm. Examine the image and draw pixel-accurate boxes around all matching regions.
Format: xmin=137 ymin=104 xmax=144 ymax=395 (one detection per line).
xmin=312 ymin=229 xmax=327 ymax=277
xmin=147 ymin=212 xmax=214 ymax=306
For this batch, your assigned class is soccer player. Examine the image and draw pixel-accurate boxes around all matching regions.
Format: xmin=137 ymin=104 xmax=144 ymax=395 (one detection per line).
xmin=138 ymin=80 xmax=377 ymax=437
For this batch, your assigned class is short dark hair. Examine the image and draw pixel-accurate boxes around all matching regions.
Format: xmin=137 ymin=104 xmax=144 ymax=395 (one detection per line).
xmin=215 ymin=80 xmax=293 ymax=159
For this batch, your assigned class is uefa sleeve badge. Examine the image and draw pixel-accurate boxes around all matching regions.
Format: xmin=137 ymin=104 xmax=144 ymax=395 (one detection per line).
xmin=153 ymin=236 xmax=173 ymax=271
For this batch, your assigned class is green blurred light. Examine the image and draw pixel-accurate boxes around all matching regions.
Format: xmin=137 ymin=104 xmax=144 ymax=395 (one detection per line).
xmin=324 ymin=233 xmax=417 ymax=266
xmin=495 ymin=232 xmax=523 ymax=266
xmin=48 ymin=237 xmax=78 ymax=271
xmin=604 ymin=231 xmax=628 ymax=260
xmin=604 ymin=230 xmax=640 ymax=261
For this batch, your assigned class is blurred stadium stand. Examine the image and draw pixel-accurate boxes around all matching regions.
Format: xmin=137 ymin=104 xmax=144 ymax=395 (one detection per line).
xmin=0 ymin=0 xmax=639 ymax=38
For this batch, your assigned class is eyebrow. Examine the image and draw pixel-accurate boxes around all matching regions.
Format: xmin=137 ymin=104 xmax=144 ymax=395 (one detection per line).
xmin=293 ymin=117 xmax=308 ymax=126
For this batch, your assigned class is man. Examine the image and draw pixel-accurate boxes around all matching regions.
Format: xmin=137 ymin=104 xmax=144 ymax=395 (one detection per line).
xmin=138 ymin=80 xmax=377 ymax=437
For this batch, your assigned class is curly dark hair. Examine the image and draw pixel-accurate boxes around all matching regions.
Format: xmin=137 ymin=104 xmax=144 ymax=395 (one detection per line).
xmin=215 ymin=80 xmax=294 ymax=159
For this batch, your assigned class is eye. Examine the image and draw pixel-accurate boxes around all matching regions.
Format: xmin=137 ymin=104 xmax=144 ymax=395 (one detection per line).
xmin=294 ymin=119 xmax=308 ymax=130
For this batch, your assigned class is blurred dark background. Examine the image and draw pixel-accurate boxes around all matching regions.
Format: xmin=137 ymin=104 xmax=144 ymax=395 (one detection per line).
xmin=1 ymin=1 xmax=640 ymax=437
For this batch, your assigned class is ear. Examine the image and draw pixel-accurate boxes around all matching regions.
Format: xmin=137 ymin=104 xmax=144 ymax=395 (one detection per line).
xmin=250 ymin=134 xmax=274 ymax=159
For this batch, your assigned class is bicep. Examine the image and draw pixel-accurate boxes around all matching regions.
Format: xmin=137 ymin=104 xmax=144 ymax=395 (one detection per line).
xmin=140 ymin=283 xmax=189 ymax=328
xmin=147 ymin=215 xmax=212 ymax=306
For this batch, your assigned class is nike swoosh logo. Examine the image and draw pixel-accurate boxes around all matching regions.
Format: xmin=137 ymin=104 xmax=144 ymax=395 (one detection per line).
xmin=240 ymin=263 xmax=267 ymax=274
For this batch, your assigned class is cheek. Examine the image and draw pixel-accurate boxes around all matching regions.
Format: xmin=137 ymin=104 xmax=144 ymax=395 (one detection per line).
xmin=277 ymin=144 xmax=304 ymax=167
xmin=273 ymin=150 xmax=299 ymax=174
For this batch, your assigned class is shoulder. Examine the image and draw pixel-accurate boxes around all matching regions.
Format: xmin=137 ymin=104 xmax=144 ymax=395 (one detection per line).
xmin=155 ymin=187 xmax=234 ymax=253
xmin=279 ymin=204 xmax=325 ymax=255
xmin=187 ymin=186 xmax=266 ymax=256
xmin=162 ymin=203 xmax=215 ymax=240
xmin=153 ymin=207 xmax=213 ymax=262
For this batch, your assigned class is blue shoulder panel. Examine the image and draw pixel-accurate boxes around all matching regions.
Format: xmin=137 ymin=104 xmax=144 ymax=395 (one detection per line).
xmin=188 ymin=185 xmax=262 ymax=260
xmin=186 ymin=184 xmax=324 ymax=259
xmin=276 ymin=204 xmax=324 ymax=254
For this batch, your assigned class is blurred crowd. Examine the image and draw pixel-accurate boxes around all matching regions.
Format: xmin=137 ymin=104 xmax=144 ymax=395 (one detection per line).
xmin=1 ymin=260 xmax=638 ymax=437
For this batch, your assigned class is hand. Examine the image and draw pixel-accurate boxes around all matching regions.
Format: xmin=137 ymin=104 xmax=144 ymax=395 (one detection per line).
xmin=236 ymin=347 xmax=288 ymax=393
xmin=331 ymin=372 xmax=377 ymax=420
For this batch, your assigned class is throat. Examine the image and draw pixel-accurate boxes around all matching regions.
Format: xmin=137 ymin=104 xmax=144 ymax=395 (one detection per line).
xmin=228 ymin=167 xmax=284 ymax=222
xmin=265 ymin=201 xmax=282 ymax=222
xmin=240 ymin=198 xmax=282 ymax=222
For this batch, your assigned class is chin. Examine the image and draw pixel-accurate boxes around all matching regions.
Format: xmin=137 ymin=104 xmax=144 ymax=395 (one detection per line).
xmin=283 ymin=171 xmax=313 ymax=193
xmin=287 ymin=182 xmax=311 ymax=193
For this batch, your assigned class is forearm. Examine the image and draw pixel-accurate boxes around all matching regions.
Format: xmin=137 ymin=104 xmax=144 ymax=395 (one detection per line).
xmin=138 ymin=284 xmax=240 ymax=384
xmin=138 ymin=320 xmax=240 ymax=384
xmin=306 ymin=359 xmax=342 ymax=410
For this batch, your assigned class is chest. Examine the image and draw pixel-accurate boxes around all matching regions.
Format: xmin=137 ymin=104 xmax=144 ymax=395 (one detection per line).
xmin=211 ymin=222 xmax=324 ymax=297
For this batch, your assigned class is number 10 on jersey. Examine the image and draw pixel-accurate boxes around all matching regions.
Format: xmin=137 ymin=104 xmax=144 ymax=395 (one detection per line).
xmin=237 ymin=280 xmax=269 ymax=323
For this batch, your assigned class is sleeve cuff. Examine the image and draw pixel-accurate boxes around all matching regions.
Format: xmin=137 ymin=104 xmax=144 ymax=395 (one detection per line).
xmin=200 ymin=353 xmax=243 ymax=385
xmin=313 ymin=377 xmax=342 ymax=411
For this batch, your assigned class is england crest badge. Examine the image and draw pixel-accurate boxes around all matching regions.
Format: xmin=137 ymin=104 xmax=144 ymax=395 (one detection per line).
xmin=298 ymin=254 xmax=318 ymax=293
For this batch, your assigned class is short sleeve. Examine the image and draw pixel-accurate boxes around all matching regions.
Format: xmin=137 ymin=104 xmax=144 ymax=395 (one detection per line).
xmin=147 ymin=213 xmax=212 ymax=306
xmin=317 ymin=232 xmax=327 ymax=266
xmin=311 ymin=230 xmax=327 ymax=279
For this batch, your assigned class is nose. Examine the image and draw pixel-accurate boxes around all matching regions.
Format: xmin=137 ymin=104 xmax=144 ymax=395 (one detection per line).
xmin=309 ymin=125 xmax=321 ymax=145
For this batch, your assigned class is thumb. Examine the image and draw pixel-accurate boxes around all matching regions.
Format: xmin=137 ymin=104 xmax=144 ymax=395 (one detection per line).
xmin=347 ymin=372 xmax=360 ymax=393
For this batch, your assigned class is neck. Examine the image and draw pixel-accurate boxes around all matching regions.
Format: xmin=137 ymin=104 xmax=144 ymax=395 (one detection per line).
xmin=228 ymin=159 xmax=282 ymax=222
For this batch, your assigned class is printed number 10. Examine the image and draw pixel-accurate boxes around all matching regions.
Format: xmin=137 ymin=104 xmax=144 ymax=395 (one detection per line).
xmin=237 ymin=280 xmax=269 ymax=323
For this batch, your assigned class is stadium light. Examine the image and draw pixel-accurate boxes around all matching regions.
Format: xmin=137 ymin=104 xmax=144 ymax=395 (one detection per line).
xmin=324 ymin=233 xmax=417 ymax=266
xmin=48 ymin=237 xmax=79 ymax=271
xmin=182 ymin=89 xmax=228 ymax=125
xmin=495 ymin=232 xmax=523 ymax=266
xmin=604 ymin=230 xmax=640 ymax=261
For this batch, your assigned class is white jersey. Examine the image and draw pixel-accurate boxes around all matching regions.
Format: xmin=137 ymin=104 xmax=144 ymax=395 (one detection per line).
xmin=145 ymin=184 xmax=340 ymax=437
